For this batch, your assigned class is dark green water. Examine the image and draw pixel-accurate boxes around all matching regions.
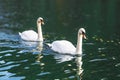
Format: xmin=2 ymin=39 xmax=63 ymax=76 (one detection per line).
xmin=0 ymin=0 xmax=120 ymax=80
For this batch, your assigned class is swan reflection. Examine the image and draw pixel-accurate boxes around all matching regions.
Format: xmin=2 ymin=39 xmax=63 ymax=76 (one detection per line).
xmin=75 ymin=56 xmax=83 ymax=80
xmin=36 ymin=41 xmax=43 ymax=51
xmin=53 ymin=54 xmax=74 ymax=63
xmin=35 ymin=41 xmax=43 ymax=62
xmin=52 ymin=53 xmax=84 ymax=80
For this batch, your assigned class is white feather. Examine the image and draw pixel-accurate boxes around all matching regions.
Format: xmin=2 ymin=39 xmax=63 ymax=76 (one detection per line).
xmin=51 ymin=40 xmax=76 ymax=54
xmin=19 ymin=30 xmax=38 ymax=41
xmin=49 ymin=28 xmax=86 ymax=55
xmin=19 ymin=17 xmax=44 ymax=42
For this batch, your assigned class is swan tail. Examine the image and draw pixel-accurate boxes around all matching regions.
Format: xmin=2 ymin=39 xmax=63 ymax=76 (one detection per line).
xmin=47 ymin=43 xmax=52 ymax=47
xmin=44 ymin=43 xmax=52 ymax=48
xmin=18 ymin=32 xmax=22 ymax=36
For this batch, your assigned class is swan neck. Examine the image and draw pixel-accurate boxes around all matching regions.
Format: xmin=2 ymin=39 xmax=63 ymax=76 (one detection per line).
xmin=76 ymin=34 xmax=83 ymax=54
xmin=37 ymin=23 xmax=43 ymax=42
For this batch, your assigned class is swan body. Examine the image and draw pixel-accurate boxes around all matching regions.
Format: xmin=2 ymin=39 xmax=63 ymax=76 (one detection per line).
xmin=19 ymin=30 xmax=38 ymax=41
xmin=19 ymin=17 xmax=44 ymax=42
xmin=50 ymin=40 xmax=76 ymax=54
xmin=49 ymin=28 xmax=86 ymax=55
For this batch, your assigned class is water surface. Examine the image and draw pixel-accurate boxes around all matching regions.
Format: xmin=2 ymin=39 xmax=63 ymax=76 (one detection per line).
xmin=0 ymin=0 xmax=120 ymax=80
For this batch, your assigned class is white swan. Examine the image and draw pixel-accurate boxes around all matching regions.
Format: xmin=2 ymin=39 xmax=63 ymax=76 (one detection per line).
xmin=49 ymin=28 xmax=86 ymax=55
xmin=19 ymin=17 xmax=44 ymax=42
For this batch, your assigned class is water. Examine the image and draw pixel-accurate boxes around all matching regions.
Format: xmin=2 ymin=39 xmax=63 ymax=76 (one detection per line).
xmin=0 ymin=0 xmax=120 ymax=80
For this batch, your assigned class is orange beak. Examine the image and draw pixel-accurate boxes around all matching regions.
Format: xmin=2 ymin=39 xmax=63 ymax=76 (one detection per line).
xmin=83 ymin=34 xmax=86 ymax=39
xmin=41 ymin=20 xmax=44 ymax=25
xmin=38 ymin=20 xmax=44 ymax=25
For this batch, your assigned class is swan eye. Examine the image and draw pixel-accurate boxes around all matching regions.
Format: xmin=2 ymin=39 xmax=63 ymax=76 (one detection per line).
xmin=82 ymin=31 xmax=85 ymax=35
xmin=37 ymin=19 xmax=44 ymax=25
xmin=41 ymin=19 xmax=44 ymax=25
xmin=40 ymin=19 xmax=43 ymax=22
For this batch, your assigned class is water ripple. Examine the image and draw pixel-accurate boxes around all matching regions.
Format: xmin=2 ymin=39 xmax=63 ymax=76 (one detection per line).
xmin=37 ymin=72 xmax=51 ymax=76
xmin=0 ymin=50 xmax=16 ymax=54
xmin=89 ymin=58 xmax=107 ymax=62
xmin=0 ymin=64 xmax=20 ymax=71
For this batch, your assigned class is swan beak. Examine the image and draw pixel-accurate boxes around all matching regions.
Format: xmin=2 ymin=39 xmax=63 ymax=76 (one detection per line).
xmin=41 ymin=20 xmax=44 ymax=25
xmin=83 ymin=34 xmax=86 ymax=39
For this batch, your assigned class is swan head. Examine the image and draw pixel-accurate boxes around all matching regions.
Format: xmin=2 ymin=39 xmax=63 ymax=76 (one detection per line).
xmin=78 ymin=28 xmax=86 ymax=39
xmin=37 ymin=17 xmax=44 ymax=25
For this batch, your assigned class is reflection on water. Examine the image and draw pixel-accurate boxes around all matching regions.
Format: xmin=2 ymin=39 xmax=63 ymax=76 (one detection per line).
xmin=37 ymin=41 xmax=43 ymax=50
xmin=0 ymin=0 xmax=120 ymax=80
xmin=76 ymin=56 xmax=83 ymax=80
xmin=53 ymin=54 xmax=74 ymax=63
xmin=0 ymin=33 xmax=119 ymax=80
xmin=36 ymin=41 xmax=44 ymax=63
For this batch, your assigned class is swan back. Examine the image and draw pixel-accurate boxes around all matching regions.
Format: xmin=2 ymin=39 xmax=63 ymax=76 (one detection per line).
xmin=19 ymin=30 xmax=38 ymax=41
xmin=51 ymin=40 xmax=76 ymax=54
